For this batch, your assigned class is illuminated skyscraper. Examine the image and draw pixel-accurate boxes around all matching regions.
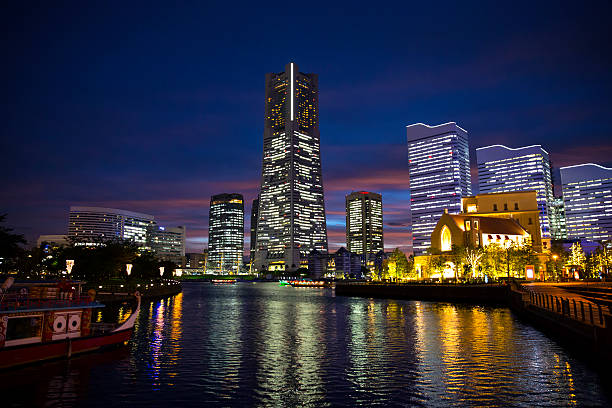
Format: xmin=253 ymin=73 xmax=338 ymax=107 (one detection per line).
xmin=476 ymin=144 xmax=555 ymax=239
xmin=209 ymin=193 xmax=244 ymax=273
xmin=68 ymin=206 xmax=154 ymax=248
xmin=147 ymin=225 xmax=186 ymax=265
xmin=345 ymin=191 xmax=383 ymax=264
xmin=560 ymin=163 xmax=612 ymax=241
xmin=255 ymin=62 xmax=328 ymax=272
xmin=249 ymin=195 xmax=259 ymax=262
xmin=550 ymin=197 xmax=567 ymax=240
xmin=406 ymin=122 xmax=472 ymax=256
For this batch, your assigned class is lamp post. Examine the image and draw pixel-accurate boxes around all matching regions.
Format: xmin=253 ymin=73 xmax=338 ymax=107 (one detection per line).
xmin=66 ymin=259 xmax=74 ymax=275
xmin=552 ymin=254 xmax=558 ymax=281
xmin=126 ymin=263 xmax=133 ymax=277
xmin=159 ymin=266 xmax=164 ymax=277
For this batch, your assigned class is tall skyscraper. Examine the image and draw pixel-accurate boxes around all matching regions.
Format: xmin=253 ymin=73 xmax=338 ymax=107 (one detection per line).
xmin=345 ymin=191 xmax=383 ymax=264
xmin=560 ymin=163 xmax=612 ymax=241
xmin=208 ymin=193 xmax=244 ymax=273
xmin=68 ymin=206 xmax=154 ymax=247
xmin=255 ymin=62 xmax=328 ymax=272
xmin=406 ymin=122 xmax=472 ymax=256
xmin=476 ymin=144 xmax=555 ymax=239
xmin=249 ymin=195 xmax=259 ymax=263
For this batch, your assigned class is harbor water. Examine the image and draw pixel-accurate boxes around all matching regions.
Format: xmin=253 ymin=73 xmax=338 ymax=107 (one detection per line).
xmin=2 ymin=282 xmax=610 ymax=407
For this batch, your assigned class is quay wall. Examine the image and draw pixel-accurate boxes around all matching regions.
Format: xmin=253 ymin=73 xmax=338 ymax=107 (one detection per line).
xmin=95 ymin=281 xmax=182 ymax=303
xmin=335 ymin=283 xmax=508 ymax=304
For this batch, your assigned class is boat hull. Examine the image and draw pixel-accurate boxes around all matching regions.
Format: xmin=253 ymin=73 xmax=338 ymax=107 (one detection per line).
xmin=0 ymin=328 xmax=133 ymax=370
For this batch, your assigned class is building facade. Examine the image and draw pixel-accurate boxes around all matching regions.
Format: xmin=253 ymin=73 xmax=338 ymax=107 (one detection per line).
xmin=208 ymin=193 xmax=244 ymax=273
xmin=406 ymin=122 xmax=472 ymax=256
xmin=462 ymin=190 xmax=544 ymax=251
xmin=550 ymin=197 xmax=567 ymax=240
xmin=250 ymin=195 xmax=259 ymax=263
xmin=560 ymin=163 xmax=612 ymax=241
xmin=255 ymin=62 xmax=328 ymax=272
xmin=476 ymin=144 xmax=555 ymax=239
xmin=345 ymin=191 xmax=383 ymax=265
xmin=147 ymin=225 xmax=186 ymax=265
xmin=68 ymin=206 xmax=154 ymax=247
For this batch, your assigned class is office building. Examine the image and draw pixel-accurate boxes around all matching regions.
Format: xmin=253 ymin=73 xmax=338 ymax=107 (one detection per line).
xmin=550 ymin=197 xmax=567 ymax=240
xmin=250 ymin=195 xmax=259 ymax=262
xmin=476 ymin=144 xmax=555 ymax=239
xmin=68 ymin=206 xmax=154 ymax=247
xmin=345 ymin=191 xmax=383 ymax=264
xmin=209 ymin=193 xmax=244 ymax=273
xmin=255 ymin=62 xmax=328 ymax=271
xmin=560 ymin=163 xmax=612 ymax=241
xmin=406 ymin=122 xmax=472 ymax=256
xmin=148 ymin=225 xmax=186 ymax=265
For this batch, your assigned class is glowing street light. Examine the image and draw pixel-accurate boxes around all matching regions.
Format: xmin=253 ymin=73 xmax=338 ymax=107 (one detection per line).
xmin=126 ymin=263 xmax=133 ymax=276
xmin=159 ymin=266 xmax=165 ymax=277
xmin=66 ymin=260 xmax=75 ymax=274
xmin=174 ymin=268 xmax=183 ymax=277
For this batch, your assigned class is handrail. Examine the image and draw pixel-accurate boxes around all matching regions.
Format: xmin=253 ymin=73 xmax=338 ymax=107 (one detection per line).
xmin=0 ymin=295 xmax=98 ymax=312
xmin=523 ymin=288 xmax=609 ymax=328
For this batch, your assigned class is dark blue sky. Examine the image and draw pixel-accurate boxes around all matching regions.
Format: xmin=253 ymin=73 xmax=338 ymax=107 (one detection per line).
xmin=3 ymin=2 xmax=612 ymax=252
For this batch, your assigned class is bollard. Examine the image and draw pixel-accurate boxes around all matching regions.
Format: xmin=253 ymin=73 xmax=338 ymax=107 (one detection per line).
xmin=573 ymin=299 xmax=577 ymax=319
xmin=589 ymin=303 xmax=594 ymax=324
xmin=580 ymin=301 xmax=585 ymax=320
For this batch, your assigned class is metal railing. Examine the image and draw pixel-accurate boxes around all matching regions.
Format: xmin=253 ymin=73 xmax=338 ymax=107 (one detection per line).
xmin=0 ymin=294 xmax=98 ymax=312
xmin=525 ymin=290 xmax=608 ymax=328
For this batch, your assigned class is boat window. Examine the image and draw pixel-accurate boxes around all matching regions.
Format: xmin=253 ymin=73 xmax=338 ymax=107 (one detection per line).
xmin=5 ymin=315 xmax=43 ymax=344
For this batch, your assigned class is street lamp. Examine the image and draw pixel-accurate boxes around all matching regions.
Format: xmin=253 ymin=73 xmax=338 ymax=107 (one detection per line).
xmin=126 ymin=263 xmax=133 ymax=277
xmin=66 ymin=259 xmax=74 ymax=275
xmin=552 ymin=254 xmax=558 ymax=281
xmin=159 ymin=266 xmax=164 ymax=277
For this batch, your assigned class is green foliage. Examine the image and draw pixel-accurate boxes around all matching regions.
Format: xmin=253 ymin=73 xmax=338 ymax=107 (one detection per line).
xmin=381 ymin=248 xmax=414 ymax=280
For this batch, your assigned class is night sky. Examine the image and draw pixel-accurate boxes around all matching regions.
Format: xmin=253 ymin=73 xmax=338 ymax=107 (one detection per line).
xmin=3 ymin=2 xmax=612 ymax=254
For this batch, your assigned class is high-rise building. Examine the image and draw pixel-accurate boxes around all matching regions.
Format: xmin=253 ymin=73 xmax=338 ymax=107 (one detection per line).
xmin=406 ymin=122 xmax=472 ymax=256
xmin=147 ymin=225 xmax=186 ymax=265
xmin=345 ymin=191 xmax=383 ymax=264
xmin=209 ymin=193 xmax=244 ymax=273
xmin=560 ymin=163 xmax=612 ymax=241
xmin=255 ymin=62 xmax=328 ymax=272
xmin=476 ymin=144 xmax=555 ymax=239
xmin=550 ymin=197 xmax=567 ymax=240
xmin=68 ymin=206 xmax=154 ymax=247
xmin=249 ymin=195 xmax=259 ymax=263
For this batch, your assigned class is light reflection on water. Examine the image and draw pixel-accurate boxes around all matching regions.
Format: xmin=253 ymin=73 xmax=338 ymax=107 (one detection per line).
xmin=1 ymin=282 xmax=610 ymax=407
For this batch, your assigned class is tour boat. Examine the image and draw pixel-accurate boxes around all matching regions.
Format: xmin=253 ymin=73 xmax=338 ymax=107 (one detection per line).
xmin=211 ymin=279 xmax=236 ymax=284
xmin=289 ymin=280 xmax=332 ymax=288
xmin=0 ymin=279 xmax=141 ymax=370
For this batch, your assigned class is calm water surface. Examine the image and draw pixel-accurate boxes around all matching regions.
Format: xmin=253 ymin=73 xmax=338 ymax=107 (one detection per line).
xmin=2 ymin=282 xmax=610 ymax=407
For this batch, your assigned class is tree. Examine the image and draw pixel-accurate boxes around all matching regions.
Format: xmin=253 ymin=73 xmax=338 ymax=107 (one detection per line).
xmin=464 ymin=246 xmax=484 ymax=279
xmin=0 ymin=214 xmax=27 ymax=273
xmin=567 ymin=242 xmax=586 ymax=277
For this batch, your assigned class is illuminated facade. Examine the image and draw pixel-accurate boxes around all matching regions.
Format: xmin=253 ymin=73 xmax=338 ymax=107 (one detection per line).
xmin=462 ymin=190 xmax=544 ymax=251
xmin=68 ymin=206 xmax=154 ymax=247
xmin=345 ymin=191 xmax=383 ymax=264
xmin=249 ymin=195 xmax=259 ymax=263
xmin=208 ymin=193 xmax=244 ymax=273
xmin=406 ymin=122 xmax=472 ymax=256
xmin=147 ymin=225 xmax=186 ymax=264
xmin=550 ymin=197 xmax=567 ymax=240
xmin=560 ymin=163 xmax=612 ymax=241
xmin=476 ymin=144 xmax=555 ymax=239
xmin=255 ymin=62 xmax=328 ymax=271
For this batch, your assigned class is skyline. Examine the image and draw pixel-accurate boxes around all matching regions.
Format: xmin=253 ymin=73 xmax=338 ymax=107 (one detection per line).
xmin=3 ymin=2 xmax=612 ymax=253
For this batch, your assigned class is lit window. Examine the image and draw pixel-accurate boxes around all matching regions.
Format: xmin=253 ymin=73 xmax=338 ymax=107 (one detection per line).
xmin=441 ymin=226 xmax=452 ymax=252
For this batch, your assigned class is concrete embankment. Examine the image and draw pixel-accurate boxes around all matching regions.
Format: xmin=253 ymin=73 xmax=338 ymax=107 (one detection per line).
xmin=335 ymin=282 xmax=508 ymax=304
xmin=94 ymin=280 xmax=182 ymax=302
